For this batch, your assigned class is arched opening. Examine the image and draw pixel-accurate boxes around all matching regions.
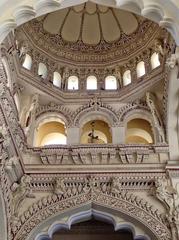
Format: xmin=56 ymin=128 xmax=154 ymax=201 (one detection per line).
xmin=126 ymin=118 xmax=154 ymax=144
xmin=35 ymin=120 xmax=67 ymax=147
xmin=80 ymin=120 xmax=112 ymax=144
xmin=52 ymin=219 xmax=136 ymax=240
xmin=22 ymin=54 xmax=32 ymax=70
xmin=123 ymin=70 xmax=131 ymax=86
xmin=136 ymin=61 xmax=145 ymax=78
xmin=105 ymin=76 xmax=117 ymax=90
xmin=151 ymin=52 xmax=160 ymax=70
xmin=68 ymin=76 xmax=79 ymax=90
xmin=53 ymin=72 xmax=61 ymax=88
xmin=33 ymin=207 xmax=156 ymax=240
xmin=38 ymin=62 xmax=48 ymax=79
xmin=86 ymin=76 xmax=97 ymax=90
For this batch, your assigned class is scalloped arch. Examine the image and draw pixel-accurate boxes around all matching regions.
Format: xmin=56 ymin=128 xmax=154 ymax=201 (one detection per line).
xmin=14 ymin=188 xmax=171 ymax=240
xmin=35 ymin=209 xmax=151 ymax=240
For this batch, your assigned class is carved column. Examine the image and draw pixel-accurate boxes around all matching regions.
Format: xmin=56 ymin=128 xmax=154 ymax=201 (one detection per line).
xmin=111 ymin=125 xmax=125 ymax=144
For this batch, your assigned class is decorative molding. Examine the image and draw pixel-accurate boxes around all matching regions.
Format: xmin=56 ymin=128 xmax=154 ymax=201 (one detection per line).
xmin=11 ymin=176 xmax=171 ymax=240
xmin=73 ymin=98 xmax=119 ymax=127
xmin=25 ymin=143 xmax=169 ymax=165
xmin=35 ymin=102 xmax=73 ymax=127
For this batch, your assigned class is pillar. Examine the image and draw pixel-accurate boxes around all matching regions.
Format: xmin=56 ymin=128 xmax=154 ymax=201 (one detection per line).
xmin=66 ymin=127 xmax=80 ymax=144
xmin=111 ymin=125 xmax=125 ymax=144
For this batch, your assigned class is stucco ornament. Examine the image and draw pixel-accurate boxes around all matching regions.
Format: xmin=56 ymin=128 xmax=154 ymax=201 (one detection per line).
xmin=111 ymin=177 xmax=123 ymax=194
xmin=53 ymin=177 xmax=66 ymax=195
xmin=11 ymin=175 xmax=35 ymax=219
xmin=0 ymin=123 xmax=10 ymax=148
xmin=166 ymin=47 xmax=179 ymax=69
xmin=153 ymin=178 xmax=179 ymax=240
xmin=12 ymin=176 xmax=171 ymax=240
xmin=154 ymin=179 xmax=176 ymax=215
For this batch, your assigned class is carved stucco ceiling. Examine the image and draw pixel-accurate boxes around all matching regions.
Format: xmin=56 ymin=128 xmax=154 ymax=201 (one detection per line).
xmin=42 ymin=2 xmax=139 ymax=45
xmin=18 ymin=2 xmax=162 ymax=66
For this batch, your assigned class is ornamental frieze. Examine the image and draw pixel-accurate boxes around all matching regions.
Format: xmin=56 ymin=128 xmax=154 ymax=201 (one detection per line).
xmin=18 ymin=19 xmax=168 ymax=66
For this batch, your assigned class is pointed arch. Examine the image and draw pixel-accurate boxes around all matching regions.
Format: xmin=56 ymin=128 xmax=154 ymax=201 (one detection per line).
xmin=14 ymin=188 xmax=171 ymax=240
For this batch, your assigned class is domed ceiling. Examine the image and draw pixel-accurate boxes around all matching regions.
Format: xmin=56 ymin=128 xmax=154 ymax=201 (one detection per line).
xmin=18 ymin=2 xmax=163 ymax=66
xmin=42 ymin=2 xmax=139 ymax=45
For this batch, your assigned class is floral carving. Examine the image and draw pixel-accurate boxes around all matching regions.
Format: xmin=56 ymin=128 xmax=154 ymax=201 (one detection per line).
xmin=11 ymin=175 xmax=35 ymax=218
xmin=12 ymin=176 xmax=171 ymax=240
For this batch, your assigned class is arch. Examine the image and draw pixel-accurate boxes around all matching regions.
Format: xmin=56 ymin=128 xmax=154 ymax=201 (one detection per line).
xmin=105 ymin=76 xmax=117 ymax=90
xmin=34 ymin=120 xmax=67 ymax=146
xmin=86 ymin=75 xmax=97 ymax=90
xmin=67 ymin=76 xmax=79 ymax=90
xmin=40 ymin=132 xmax=67 ymax=145
xmin=14 ymin=185 xmax=171 ymax=240
xmin=123 ymin=70 xmax=132 ymax=86
xmin=38 ymin=62 xmax=47 ymax=79
xmin=73 ymin=102 xmax=119 ymax=128
xmin=22 ymin=53 xmax=32 ymax=70
xmin=151 ymin=52 xmax=160 ymax=70
xmin=136 ymin=61 xmax=145 ymax=78
xmin=78 ymin=111 xmax=113 ymax=128
xmin=53 ymin=71 xmax=61 ymax=88
xmin=80 ymin=120 xmax=112 ymax=144
xmin=126 ymin=118 xmax=154 ymax=144
xmin=35 ymin=209 xmax=150 ymax=240
xmin=120 ymin=108 xmax=157 ymax=143
xmin=33 ymin=112 xmax=69 ymax=146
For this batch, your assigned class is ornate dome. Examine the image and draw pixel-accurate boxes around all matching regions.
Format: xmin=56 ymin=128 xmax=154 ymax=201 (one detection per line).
xmin=42 ymin=2 xmax=139 ymax=44
xmin=16 ymin=2 xmax=163 ymax=66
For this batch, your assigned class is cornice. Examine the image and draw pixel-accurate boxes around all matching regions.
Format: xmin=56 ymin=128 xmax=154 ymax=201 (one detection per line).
xmin=24 ymin=163 xmax=167 ymax=174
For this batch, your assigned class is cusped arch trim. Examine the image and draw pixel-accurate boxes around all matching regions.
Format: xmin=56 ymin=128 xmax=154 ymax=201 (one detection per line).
xmin=35 ymin=103 xmax=72 ymax=127
xmin=35 ymin=209 xmax=151 ymax=240
xmin=12 ymin=189 xmax=171 ymax=240
xmin=73 ymin=102 xmax=119 ymax=127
